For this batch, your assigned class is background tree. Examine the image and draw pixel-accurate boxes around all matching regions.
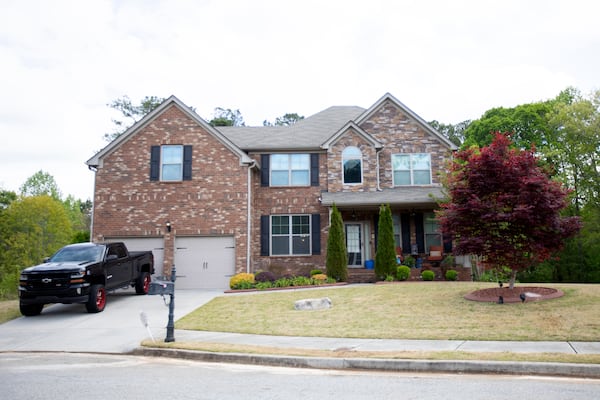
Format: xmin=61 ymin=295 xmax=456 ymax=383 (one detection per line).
xmin=375 ymin=204 xmax=396 ymax=280
xmin=0 ymin=196 xmax=72 ymax=298
xmin=105 ymin=95 xmax=166 ymax=141
xmin=438 ymin=132 xmax=581 ymax=287
xmin=428 ymin=119 xmax=470 ymax=146
xmin=0 ymin=189 xmax=16 ymax=210
xmin=209 ymin=107 xmax=245 ymax=127
xmin=19 ymin=170 xmax=62 ymax=200
xmin=325 ymin=204 xmax=348 ymax=282
xmin=263 ymin=113 xmax=304 ymax=126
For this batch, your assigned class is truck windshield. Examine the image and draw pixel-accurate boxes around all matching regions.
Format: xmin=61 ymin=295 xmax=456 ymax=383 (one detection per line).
xmin=50 ymin=246 xmax=104 ymax=263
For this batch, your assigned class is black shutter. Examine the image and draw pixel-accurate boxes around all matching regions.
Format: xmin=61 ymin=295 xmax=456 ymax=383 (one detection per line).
xmin=182 ymin=145 xmax=192 ymax=181
xmin=310 ymin=153 xmax=319 ymax=186
xmin=260 ymin=215 xmax=270 ymax=256
xmin=401 ymin=213 xmax=411 ymax=252
xmin=261 ymin=154 xmax=270 ymax=187
xmin=311 ymin=213 xmax=321 ymax=255
xmin=150 ymin=146 xmax=160 ymax=181
xmin=415 ymin=213 xmax=425 ymax=254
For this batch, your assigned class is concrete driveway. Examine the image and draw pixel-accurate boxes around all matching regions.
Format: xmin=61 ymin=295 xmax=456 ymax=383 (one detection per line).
xmin=0 ymin=288 xmax=223 ymax=353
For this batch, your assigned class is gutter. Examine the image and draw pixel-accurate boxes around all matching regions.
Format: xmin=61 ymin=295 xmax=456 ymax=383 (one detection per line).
xmin=246 ymin=160 xmax=258 ymax=273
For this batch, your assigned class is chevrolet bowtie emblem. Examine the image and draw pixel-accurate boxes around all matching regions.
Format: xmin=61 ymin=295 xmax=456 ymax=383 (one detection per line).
xmin=42 ymin=278 xmax=52 ymax=283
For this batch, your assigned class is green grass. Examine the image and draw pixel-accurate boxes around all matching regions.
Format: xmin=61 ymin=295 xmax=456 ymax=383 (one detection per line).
xmin=176 ymin=282 xmax=600 ymax=341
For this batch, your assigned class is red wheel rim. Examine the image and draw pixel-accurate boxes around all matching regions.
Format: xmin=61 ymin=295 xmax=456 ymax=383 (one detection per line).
xmin=96 ymin=287 xmax=106 ymax=309
xmin=143 ymin=275 xmax=151 ymax=293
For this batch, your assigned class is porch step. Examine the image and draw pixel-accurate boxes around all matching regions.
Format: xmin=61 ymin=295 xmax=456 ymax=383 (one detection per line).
xmin=347 ymin=268 xmax=377 ymax=284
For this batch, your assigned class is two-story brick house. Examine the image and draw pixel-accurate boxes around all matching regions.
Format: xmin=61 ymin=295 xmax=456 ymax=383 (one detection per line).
xmin=86 ymin=93 xmax=457 ymax=289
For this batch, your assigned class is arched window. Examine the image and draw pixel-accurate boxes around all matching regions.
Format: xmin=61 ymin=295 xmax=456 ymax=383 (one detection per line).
xmin=342 ymin=146 xmax=362 ymax=184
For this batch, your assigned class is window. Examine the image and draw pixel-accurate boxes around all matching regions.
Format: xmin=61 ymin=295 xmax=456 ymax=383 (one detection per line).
xmin=271 ymin=215 xmax=311 ymax=255
xmin=392 ymin=153 xmax=431 ymax=185
xmin=150 ymin=145 xmax=192 ymax=182
xmin=270 ymin=154 xmax=310 ymax=186
xmin=161 ymin=145 xmax=183 ymax=181
xmin=342 ymin=146 xmax=362 ymax=184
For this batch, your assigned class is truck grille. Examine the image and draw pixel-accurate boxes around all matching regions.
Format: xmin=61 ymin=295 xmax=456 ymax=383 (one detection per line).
xmin=22 ymin=273 xmax=71 ymax=290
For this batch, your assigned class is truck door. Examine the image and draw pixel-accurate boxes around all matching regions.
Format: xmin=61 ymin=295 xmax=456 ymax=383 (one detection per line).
xmin=105 ymin=244 xmax=133 ymax=288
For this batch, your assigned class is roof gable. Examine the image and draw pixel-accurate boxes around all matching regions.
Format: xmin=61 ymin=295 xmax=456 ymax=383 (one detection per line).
xmin=86 ymin=95 xmax=253 ymax=167
xmin=356 ymin=93 xmax=458 ymax=150
xmin=321 ymin=121 xmax=383 ymax=150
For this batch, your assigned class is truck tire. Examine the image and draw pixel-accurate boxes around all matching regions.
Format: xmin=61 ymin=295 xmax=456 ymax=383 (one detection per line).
xmin=135 ymin=272 xmax=151 ymax=295
xmin=20 ymin=303 xmax=43 ymax=317
xmin=85 ymin=284 xmax=107 ymax=313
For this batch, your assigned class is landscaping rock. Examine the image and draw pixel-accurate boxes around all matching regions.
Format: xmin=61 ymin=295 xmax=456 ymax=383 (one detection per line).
xmin=294 ymin=297 xmax=332 ymax=311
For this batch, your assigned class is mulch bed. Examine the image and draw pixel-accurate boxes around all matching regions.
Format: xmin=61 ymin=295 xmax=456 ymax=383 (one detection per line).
xmin=464 ymin=286 xmax=564 ymax=303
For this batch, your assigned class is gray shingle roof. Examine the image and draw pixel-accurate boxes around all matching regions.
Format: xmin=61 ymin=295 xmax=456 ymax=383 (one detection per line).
xmin=320 ymin=186 xmax=445 ymax=208
xmin=217 ymin=106 xmax=365 ymax=151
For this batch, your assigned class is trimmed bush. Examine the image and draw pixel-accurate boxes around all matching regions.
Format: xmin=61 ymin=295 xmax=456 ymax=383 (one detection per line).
xmin=326 ymin=204 xmax=348 ymax=281
xmin=445 ymin=269 xmax=458 ymax=281
xmin=310 ymin=269 xmax=323 ymax=276
xmin=421 ymin=270 xmax=435 ymax=281
xmin=255 ymin=270 xmax=276 ymax=283
xmin=229 ymin=273 xmax=255 ymax=289
xmin=396 ymin=265 xmax=411 ymax=281
xmin=375 ymin=204 xmax=396 ymax=279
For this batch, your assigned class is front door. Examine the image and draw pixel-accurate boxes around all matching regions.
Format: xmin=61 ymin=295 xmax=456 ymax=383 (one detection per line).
xmin=345 ymin=223 xmax=363 ymax=267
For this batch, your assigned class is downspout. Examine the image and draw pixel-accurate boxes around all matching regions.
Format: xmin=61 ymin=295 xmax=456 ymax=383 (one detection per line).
xmin=246 ymin=160 xmax=258 ymax=273
xmin=376 ymin=148 xmax=382 ymax=191
xmin=87 ymin=165 xmax=98 ymax=242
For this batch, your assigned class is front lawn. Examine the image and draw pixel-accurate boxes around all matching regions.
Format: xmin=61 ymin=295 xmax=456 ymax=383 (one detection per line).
xmin=176 ymin=282 xmax=600 ymax=341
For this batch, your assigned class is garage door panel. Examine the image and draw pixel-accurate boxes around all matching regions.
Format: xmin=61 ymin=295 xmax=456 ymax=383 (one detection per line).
xmin=105 ymin=237 xmax=164 ymax=277
xmin=175 ymin=236 xmax=235 ymax=289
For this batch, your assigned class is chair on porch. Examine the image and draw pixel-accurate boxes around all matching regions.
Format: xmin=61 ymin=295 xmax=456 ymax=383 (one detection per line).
xmin=426 ymin=245 xmax=444 ymax=267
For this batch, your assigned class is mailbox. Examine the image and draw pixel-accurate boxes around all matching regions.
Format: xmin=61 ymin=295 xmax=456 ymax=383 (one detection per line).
xmin=149 ymin=280 xmax=174 ymax=295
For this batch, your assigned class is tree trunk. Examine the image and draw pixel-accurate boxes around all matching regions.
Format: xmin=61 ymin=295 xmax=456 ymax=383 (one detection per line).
xmin=509 ymin=269 xmax=517 ymax=289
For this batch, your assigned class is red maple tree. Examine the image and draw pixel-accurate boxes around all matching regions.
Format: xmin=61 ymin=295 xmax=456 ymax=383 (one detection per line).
xmin=437 ymin=132 xmax=581 ymax=286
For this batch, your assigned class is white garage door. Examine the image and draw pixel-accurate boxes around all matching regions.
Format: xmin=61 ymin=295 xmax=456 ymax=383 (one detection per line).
xmin=175 ymin=236 xmax=235 ymax=289
xmin=104 ymin=237 xmax=165 ymax=277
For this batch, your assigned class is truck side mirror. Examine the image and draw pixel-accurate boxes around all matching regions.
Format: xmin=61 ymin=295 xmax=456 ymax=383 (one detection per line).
xmin=106 ymin=254 xmax=118 ymax=261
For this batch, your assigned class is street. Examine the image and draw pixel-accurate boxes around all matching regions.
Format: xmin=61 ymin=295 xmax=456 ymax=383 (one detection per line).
xmin=1 ymin=353 xmax=599 ymax=400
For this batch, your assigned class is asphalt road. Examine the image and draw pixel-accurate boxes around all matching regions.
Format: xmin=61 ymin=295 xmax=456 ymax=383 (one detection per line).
xmin=2 ymin=353 xmax=599 ymax=400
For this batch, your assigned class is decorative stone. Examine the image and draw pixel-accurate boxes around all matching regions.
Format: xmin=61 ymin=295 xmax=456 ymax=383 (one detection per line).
xmin=294 ymin=297 xmax=332 ymax=311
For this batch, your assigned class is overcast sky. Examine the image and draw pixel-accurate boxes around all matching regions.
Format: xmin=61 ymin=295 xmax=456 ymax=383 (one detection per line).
xmin=1 ymin=0 xmax=598 ymax=200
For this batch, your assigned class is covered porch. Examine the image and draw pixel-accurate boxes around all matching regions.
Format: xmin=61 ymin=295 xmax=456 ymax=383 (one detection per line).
xmin=321 ymin=187 xmax=456 ymax=280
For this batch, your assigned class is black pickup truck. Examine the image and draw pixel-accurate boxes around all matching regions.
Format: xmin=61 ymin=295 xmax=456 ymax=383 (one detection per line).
xmin=18 ymin=242 xmax=154 ymax=316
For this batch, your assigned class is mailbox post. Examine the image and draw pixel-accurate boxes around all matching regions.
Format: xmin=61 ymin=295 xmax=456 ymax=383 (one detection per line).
xmin=148 ymin=267 xmax=176 ymax=342
xmin=165 ymin=264 xmax=176 ymax=342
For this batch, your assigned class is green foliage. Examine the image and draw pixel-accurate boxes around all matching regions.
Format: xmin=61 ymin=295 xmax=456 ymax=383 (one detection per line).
xmin=209 ymin=107 xmax=245 ymax=127
xmin=396 ymin=265 xmax=411 ymax=281
xmin=421 ymin=270 xmax=435 ymax=281
xmin=19 ymin=170 xmax=62 ymax=200
xmin=291 ymin=276 xmax=312 ymax=286
xmin=0 ymin=195 xmax=73 ymax=299
xmin=263 ymin=113 xmax=304 ymax=126
xmin=477 ymin=266 xmax=514 ymax=283
xmin=255 ymin=281 xmax=274 ymax=290
xmin=402 ymin=255 xmax=416 ymax=268
xmin=385 ymin=274 xmax=395 ymax=282
xmin=445 ymin=269 xmax=458 ymax=281
xmin=105 ymin=95 xmax=165 ymax=141
xmin=375 ymin=204 xmax=396 ymax=280
xmin=326 ymin=204 xmax=348 ymax=282
xmin=310 ymin=269 xmax=323 ymax=276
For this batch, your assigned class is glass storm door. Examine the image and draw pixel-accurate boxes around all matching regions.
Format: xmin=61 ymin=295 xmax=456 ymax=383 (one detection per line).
xmin=345 ymin=223 xmax=362 ymax=267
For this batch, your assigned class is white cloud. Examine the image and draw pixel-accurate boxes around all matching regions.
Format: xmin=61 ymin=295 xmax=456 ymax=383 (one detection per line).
xmin=0 ymin=0 xmax=599 ymax=199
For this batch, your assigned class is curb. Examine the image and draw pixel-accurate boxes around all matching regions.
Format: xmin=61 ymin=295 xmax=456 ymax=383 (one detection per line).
xmin=132 ymin=347 xmax=600 ymax=379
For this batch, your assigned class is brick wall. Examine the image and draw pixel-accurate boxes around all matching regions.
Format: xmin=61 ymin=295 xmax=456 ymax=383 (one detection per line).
xmin=359 ymin=100 xmax=452 ymax=188
xmin=250 ymin=151 xmax=329 ymax=276
xmin=92 ymin=105 xmax=250 ymax=276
